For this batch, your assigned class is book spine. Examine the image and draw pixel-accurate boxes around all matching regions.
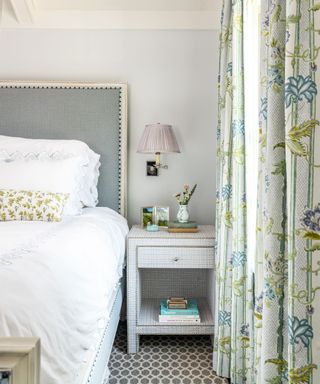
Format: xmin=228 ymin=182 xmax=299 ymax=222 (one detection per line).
xmin=158 ymin=318 xmax=200 ymax=324
xmin=160 ymin=310 xmax=199 ymax=316
xmin=169 ymin=222 xmax=198 ymax=228
xmin=167 ymin=228 xmax=199 ymax=233
xmin=159 ymin=315 xmax=200 ymax=321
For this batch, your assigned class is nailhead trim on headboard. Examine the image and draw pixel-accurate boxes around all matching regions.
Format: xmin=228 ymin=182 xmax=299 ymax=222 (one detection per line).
xmin=0 ymin=81 xmax=128 ymax=217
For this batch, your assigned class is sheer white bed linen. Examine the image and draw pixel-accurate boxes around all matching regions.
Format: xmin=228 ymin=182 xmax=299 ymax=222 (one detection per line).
xmin=0 ymin=207 xmax=128 ymax=384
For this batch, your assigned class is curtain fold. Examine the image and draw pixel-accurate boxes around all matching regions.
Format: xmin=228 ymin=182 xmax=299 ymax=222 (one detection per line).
xmin=214 ymin=0 xmax=320 ymax=382
xmin=255 ymin=1 xmax=288 ymax=382
xmin=213 ymin=1 xmax=251 ymax=382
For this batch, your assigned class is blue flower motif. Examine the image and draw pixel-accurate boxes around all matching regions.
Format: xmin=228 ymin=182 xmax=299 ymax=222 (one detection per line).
xmin=217 ymin=127 xmax=221 ymax=140
xmin=271 ymin=47 xmax=282 ymax=60
xmin=218 ymin=311 xmax=231 ymax=326
xmin=232 ymin=120 xmax=245 ymax=136
xmin=268 ymin=66 xmax=284 ymax=89
xmin=301 ymin=203 xmax=320 ymax=232
xmin=221 ymin=184 xmax=232 ymax=200
xmin=288 ymin=316 xmax=313 ymax=347
xmin=259 ymin=97 xmax=268 ymax=121
xmin=231 ymin=251 xmax=247 ymax=267
xmin=262 ymin=14 xmax=269 ymax=28
xmin=285 ymin=30 xmax=291 ymax=44
xmin=262 ymin=3 xmax=275 ymax=30
xmin=220 ymin=8 xmax=224 ymax=25
xmin=310 ymin=62 xmax=317 ymax=72
xmin=306 ymin=305 xmax=314 ymax=316
xmin=285 ymin=75 xmax=317 ymax=108
xmin=265 ymin=174 xmax=270 ymax=192
xmin=254 ymin=291 xmax=263 ymax=316
xmin=264 ymin=282 xmax=276 ymax=300
xmin=227 ymin=62 xmax=233 ymax=76
xmin=262 ymin=3 xmax=275 ymax=29
xmin=240 ymin=323 xmax=249 ymax=337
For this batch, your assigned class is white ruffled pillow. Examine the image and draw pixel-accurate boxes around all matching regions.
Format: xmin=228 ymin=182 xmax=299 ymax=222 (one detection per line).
xmin=0 ymin=157 xmax=87 ymax=215
xmin=0 ymin=135 xmax=100 ymax=207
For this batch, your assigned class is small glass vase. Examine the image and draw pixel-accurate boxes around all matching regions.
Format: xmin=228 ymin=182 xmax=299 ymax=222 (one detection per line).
xmin=177 ymin=204 xmax=189 ymax=223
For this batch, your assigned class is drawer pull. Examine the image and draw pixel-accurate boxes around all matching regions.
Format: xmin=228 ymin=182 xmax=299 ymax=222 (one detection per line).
xmin=173 ymin=257 xmax=179 ymax=262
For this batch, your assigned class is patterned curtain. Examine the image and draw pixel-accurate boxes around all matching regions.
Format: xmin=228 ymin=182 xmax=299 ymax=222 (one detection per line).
xmin=214 ymin=0 xmax=320 ymax=383
xmin=213 ymin=1 xmax=251 ymax=382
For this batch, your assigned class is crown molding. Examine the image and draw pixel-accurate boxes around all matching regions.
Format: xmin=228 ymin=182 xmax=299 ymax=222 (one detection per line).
xmin=0 ymin=9 xmax=220 ymax=30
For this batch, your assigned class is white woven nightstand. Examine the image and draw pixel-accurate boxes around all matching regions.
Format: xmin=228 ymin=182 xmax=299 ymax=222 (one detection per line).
xmin=127 ymin=225 xmax=215 ymax=354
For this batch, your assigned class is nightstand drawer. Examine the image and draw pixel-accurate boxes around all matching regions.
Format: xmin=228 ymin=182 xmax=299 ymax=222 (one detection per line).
xmin=137 ymin=247 xmax=214 ymax=269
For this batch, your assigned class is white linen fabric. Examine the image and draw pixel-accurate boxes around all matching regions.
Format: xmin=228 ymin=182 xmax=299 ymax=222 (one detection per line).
xmin=0 ymin=207 xmax=128 ymax=384
xmin=0 ymin=157 xmax=87 ymax=215
xmin=0 ymin=135 xmax=100 ymax=207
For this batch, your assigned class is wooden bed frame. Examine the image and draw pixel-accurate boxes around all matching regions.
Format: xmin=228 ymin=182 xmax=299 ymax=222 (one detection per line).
xmin=0 ymin=81 xmax=128 ymax=384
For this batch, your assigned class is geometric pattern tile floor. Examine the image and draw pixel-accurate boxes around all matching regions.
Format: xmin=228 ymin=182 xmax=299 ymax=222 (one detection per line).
xmin=108 ymin=322 xmax=229 ymax=384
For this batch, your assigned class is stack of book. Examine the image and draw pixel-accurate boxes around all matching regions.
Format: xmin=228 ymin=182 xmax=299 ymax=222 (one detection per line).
xmin=167 ymin=297 xmax=188 ymax=309
xmin=167 ymin=221 xmax=198 ymax=233
xmin=159 ymin=298 xmax=200 ymax=324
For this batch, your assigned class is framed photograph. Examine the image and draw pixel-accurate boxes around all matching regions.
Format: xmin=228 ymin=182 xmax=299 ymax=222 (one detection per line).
xmin=154 ymin=206 xmax=170 ymax=228
xmin=146 ymin=161 xmax=158 ymax=176
xmin=141 ymin=206 xmax=155 ymax=228
xmin=0 ymin=338 xmax=40 ymax=384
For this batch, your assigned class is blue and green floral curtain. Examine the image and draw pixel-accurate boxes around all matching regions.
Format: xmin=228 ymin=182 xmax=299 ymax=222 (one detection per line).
xmin=213 ymin=0 xmax=251 ymax=382
xmin=214 ymin=0 xmax=320 ymax=383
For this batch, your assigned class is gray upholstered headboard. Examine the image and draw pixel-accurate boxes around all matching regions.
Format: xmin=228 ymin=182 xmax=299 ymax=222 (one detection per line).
xmin=0 ymin=81 xmax=127 ymax=217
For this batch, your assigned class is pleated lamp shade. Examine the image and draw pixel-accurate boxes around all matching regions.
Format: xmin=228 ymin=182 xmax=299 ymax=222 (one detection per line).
xmin=137 ymin=123 xmax=180 ymax=154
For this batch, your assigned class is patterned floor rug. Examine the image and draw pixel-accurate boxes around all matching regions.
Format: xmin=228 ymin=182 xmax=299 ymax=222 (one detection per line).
xmin=108 ymin=322 xmax=228 ymax=384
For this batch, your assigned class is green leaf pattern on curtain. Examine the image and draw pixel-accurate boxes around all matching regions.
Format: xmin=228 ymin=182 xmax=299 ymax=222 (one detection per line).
xmin=255 ymin=0 xmax=320 ymax=382
xmin=213 ymin=0 xmax=251 ymax=382
xmin=285 ymin=0 xmax=320 ymax=382
xmin=255 ymin=1 xmax=288 ymax=383
xmin=214 ymin=0 xmax=320 ymax=383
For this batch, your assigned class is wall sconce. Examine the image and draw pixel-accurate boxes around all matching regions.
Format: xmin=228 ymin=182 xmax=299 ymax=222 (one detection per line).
xmin=137 ymin=123 xmax=180 ymax=174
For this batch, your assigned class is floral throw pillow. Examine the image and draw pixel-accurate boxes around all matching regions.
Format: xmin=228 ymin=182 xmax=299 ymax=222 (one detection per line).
xmin=0 ymin=190 xmax=69 ymax=222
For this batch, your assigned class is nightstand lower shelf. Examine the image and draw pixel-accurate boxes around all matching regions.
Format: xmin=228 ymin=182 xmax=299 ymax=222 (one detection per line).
xmin=137 ymin=298 xmax=214 ymax=335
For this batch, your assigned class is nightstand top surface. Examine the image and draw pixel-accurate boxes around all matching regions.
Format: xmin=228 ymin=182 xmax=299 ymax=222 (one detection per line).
xmin=128 ymin=225 xmax=215 ymax=239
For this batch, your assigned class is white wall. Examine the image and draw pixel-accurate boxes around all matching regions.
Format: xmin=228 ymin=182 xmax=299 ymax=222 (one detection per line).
xmin=0 ymin=29 xmax=219 ymax=225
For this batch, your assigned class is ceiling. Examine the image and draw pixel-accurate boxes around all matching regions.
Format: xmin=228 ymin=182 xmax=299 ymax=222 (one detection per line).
xmin=0 ymin=0 xmax=220 ymax=29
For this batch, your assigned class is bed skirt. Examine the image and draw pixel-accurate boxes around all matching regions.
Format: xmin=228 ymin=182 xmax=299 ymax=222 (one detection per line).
xmin=82 ymin=276 xmax=125 ymax=384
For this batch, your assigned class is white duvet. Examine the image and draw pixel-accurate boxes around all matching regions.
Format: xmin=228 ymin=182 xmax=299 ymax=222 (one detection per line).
xmin=0 ymin=208 xmax=128 ymax=384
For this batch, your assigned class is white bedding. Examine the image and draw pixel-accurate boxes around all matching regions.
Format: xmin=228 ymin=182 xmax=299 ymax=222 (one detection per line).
xmin=0 ymin=208 xmax=128 ymax=384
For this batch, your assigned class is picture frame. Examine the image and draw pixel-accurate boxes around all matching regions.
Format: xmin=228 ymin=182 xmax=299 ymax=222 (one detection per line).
xmin=146 ymin=161 xmax=158 ymax=176
xmin=140 ymin=207 xmax=155 ymax=228
xmin=154 ymin=206 xmax=170 ymax=228
xmin=0 ymin=338 xmax=40 ymax=384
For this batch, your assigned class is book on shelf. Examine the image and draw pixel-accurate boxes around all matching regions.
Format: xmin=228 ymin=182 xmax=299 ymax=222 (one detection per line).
xmin=158 ymin=316 xmax=200 ymax=324
xmin=160 ymin=298 xmax=199 ymax=316
xmin=159 ymin=298 xmax=201 ymax=323
xmin=168 ymin=221 xmax=198 ymax=229
xmin=167 ymin=303 xmax=187 ymax=309
xmin=167 ymin=227 xmax=199 ymax=233
xmin=167 ymin=297 xmax=188 ymax=309
xmin=168 ymin=221 xmax=198 ymax=233
xmin=167 ymin=296 xmax=187 ymax=303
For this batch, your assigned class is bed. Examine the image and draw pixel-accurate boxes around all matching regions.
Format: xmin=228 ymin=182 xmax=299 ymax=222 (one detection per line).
xmin=0 ymin=81 xmax=128 ymax=384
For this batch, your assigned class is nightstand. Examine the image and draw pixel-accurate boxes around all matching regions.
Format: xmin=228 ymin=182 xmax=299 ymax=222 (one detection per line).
xmin=127 ymin=225 xmax=215 ymax=354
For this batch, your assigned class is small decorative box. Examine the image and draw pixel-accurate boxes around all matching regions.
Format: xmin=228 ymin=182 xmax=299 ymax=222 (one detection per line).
xmin=146 ymin=224 xmax=159 ymax=232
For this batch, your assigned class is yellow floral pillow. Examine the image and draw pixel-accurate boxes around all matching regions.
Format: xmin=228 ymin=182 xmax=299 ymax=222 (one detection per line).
xmin=0 ymin=190 xmax=69 ymax=222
